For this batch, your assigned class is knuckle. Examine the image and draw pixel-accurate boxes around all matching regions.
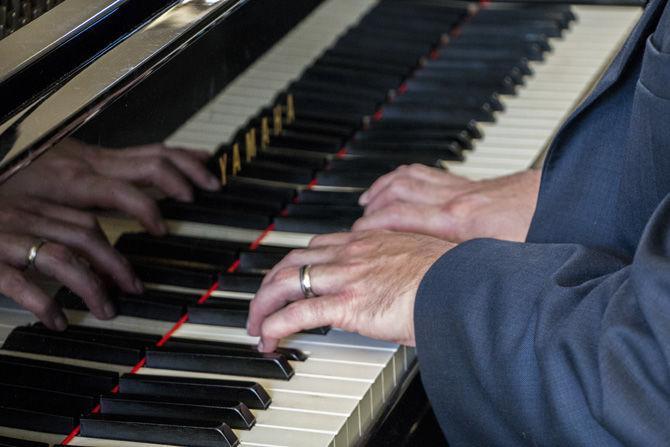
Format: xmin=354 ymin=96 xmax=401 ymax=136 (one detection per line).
xmin=45 ymin=244 xmax=76 ymax=265
xmin=0 ymin=271 xmax=28 ymax=296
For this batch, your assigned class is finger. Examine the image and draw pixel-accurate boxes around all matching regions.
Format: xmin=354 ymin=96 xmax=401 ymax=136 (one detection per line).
xmin=162 ymin=149 xmax=220 ymax=191
xmin=308 ymin=232 xmax=358 ymax=248
xmin=363 ymin=177 xmax=438 ymax=215
xmin=352 ymin=203 xmax=453 ymax=238
xmin=35 ymin=242 xmax=115 ymax=320
xmin=258 ymin=295 xmax=344 ymax=352
xmin=18 ymin=198 xmax=102 ymax=231
xmin=91 ymin=152 xmax=195 ymax=202
xmin=107 ymin=145 xmax=219 ymax=191
xmin=261 ymin=245 xmax=341 ymax=286
xmin=0 ymin=264 xmax=68 ymax=331
xmin=248 ymin=262 xmax=351 ymax=336
xmin=359 ymin=164 xmax=466 ymax=206
xmin=75 ymin=175 xmax=166 ymax=235
xmin=358 ymin=169 xmax=405 ymax=206
xmin=13 ymin=210 xmax=141 ymax=295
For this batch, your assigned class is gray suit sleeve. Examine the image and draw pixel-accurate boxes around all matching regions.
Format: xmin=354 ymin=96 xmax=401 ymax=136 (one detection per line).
xmin=415 ymin=196 xmax=670 ymax=446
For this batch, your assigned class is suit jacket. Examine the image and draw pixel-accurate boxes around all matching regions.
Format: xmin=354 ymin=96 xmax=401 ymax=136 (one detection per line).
xmin=415 ymin=1 xmax=670 ymax=445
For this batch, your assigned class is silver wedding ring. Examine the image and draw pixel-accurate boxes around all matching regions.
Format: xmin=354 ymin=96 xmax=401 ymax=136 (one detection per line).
xmin=299 ymin=264 xmax=317 ymax=299
xmin=26 ymin=239 xmax=47 ymax=269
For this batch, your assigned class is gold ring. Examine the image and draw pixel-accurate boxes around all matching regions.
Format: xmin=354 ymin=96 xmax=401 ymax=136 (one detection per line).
xmin=299 ymin=264 xmax=317 ymax=298
xmin=26 ymin=239 xmax=47 ymax=269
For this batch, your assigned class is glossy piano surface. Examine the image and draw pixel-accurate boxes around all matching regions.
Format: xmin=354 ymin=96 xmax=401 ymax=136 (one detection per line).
xmin=0 ymin=0 xmax=644 ymax=445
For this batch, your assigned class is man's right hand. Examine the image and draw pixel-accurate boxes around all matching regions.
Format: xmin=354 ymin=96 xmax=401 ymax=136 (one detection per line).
xmin=355 ymin=165 xmax=541 ymax=242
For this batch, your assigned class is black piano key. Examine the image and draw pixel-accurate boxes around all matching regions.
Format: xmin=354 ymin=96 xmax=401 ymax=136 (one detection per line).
xmin=218 ymin=274 xmax=263 ymax=293
xmin=354 ymin=128 xmax=474 ymax=149
xmin=131 ymin=261 xmax=218 ymax=290
xmin=288 ymin=96 xmax=377 ymax=122
xmin=313 ymin=172 xmax=378 ymax=189
xmin=370 ymin=118 xmax=483 ymax=139
xmin=159 ymin=200 xmax=272 ymax=230
xmin=254 ymin=150 xmax=328 ymax=171
xmin=297 ymin=190 xmax=361 ymax=206
xmin=80 ymin=415 xmax=239 ymax=447
xmin=301 ymin=64 xmax=405 ymax=92
xmin=187 ymin=300 xmax=249 ymax=328
xmin=273 ymin=216 xmax=355 ymax=234
xmin=283 ymin=118 xmax=354 ymax=139
xmin=119 ymin=374 xmax=271 ymax=410
xmin=285 ymin=203 xmax=363 ymax=219
xmin=381 ymin=103 xmax=495 ymax=125
xmin=193 ymin=190 xmax=284 ymax=215
xmin=116 ymin=232 xmax=238 ymax=270
xmin=316 ymin=52 xmax=412 ymax=77
xmin=223 ymin=178 xmax=297 ymax=203
xmin=57 ymin=287 xmax=192 ymax=321
xmin=0 ymin=436 xmax=49 ymax=447
xmin=455 ymin=32 xmax=551 ymax=52
xmin=100 ymin=393 xmax=255 ymax=430
xmin=166 ymin=337 xmax=307 ymax=362
xmin=0 ymin=406 xmax=76 ymax=435
xmin=270 ymin=130 xmax=344 ymax=152
xmin=422 ymin=57 xmax=533 ymax=77
xmin=403 ymin=76 xmax=517 ymax=96
xmin=447 ymin=39 xmax=545 ymax=61
xmin=0 ymin=354 xmax=118 ymax=395
xmin=145 ymin=345 xmax=294 ymax=380
xmin=2 ymin=326 xmax=145 ymax=366
xmin=237 ymin=250 xmax=285 ymax=274
xmin=0 ymin=383 xmax=97 ymax=417
xmin=415 ymin=66 xmax=526 ymax=87
xmin=238 ymin=160 xmax=314 ymax=184
xmin=345 ymin=139 xmax=464 ymax=160
xmin=289 ymin=79 xmax=389 ymax=105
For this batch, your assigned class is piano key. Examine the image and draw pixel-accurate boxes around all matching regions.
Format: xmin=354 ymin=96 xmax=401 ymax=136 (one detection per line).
xmin=297 ymin=189 xmax=361 ymax=206
xmin=237 ymin=250 xmax=285 ymax=274
xmin=99 ymin=393 xmax=255 ymax=430
xmin=79 ymin=415 xmax=239 ymax=447
xmin=119 ymin=373 xmax=271 ymax=410
xmin=2 ymin=326 xmax=145 ymax=366
xmin=0 ymin=407 xmax=76 ymax=435
xmin=0 ymin=382 xmax=96 ymax=417
xmin=0 ymin=354 xmax=118 ymax=395
xmin=165 ymin=337 xmax=307 ymax=362
xmin=144 ymin=346 xmax=295 ymax=380
xmin=159 ymin=200 xmax=272 ymax=230
xmin=0 ymin=436 xmax=48 ymax=447
xmin=273 ymin=216 xmax=356 ymax=234
xmin=132 ymin=262 xmax=217 ymax=290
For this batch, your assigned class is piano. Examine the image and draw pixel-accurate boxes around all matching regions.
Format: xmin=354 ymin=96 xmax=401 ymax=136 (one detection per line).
xmin=0 ymin=0 xmax=643 ymax=445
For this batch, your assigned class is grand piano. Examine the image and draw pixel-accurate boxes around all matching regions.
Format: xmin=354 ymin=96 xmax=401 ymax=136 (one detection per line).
xmin=0 ymin=0 xmax=644 ymax=446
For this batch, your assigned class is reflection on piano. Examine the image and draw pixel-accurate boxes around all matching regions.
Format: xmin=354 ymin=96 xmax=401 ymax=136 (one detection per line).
xmin=0 ymin=0 xmax=643 ymax=445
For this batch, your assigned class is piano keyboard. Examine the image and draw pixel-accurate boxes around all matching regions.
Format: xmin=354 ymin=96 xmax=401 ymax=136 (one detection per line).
xmin=0 ymin=1 xmax=642 ymax=446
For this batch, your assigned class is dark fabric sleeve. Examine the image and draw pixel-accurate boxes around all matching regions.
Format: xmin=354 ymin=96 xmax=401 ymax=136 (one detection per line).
xmin=415 ymin=196 xmax=670 ymax=446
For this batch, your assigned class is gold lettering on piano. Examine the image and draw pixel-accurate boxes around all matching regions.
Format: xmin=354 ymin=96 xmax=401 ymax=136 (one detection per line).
xmin=261 ymin=117 xmax=270 ymax=150
xmin=218 ymin=154 xmax=228 ymax=186
xmin=232 ymin=143 xmax=242 ymax=176
xmin=245 ymin=129 xmax=257 ymax=162
xmin=286 ymin=94 xmax=296 ymax=125
xmin=273 ymin=105 xmax=283 ymax=136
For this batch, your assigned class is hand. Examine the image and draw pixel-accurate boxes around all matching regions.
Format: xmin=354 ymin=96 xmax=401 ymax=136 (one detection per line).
xmin=0 ymin=139 xmax=220 ymax=235
xmin=355 ymin=164 xmax=541 ymax=243
xmin=247 ymin=230 xmax=454 ymax=352
xmin=0 ymin=196 xmax=142 ymax=330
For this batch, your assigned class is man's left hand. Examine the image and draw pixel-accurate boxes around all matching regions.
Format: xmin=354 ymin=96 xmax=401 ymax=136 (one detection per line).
xmin=247 ymin=230 xmax=454 ymax=352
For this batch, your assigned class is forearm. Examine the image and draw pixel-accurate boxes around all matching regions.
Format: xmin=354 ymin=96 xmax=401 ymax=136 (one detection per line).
xmin=415 ymin=236 xmax=669 ymax=446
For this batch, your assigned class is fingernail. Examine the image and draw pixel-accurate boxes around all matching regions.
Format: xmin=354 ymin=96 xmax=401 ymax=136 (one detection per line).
xmin=134 ymin=278 xmax=144 ymax=294
xmin=53 ymin=315 xmax=68 ymax=331
xmin=103 ymin=301 xmax=117 ymax=319
xmin=208 ymin=176 xmax=221 ymax=190
xmin=358 ymin=192 xmax=368 ymax=205
xmin=257 ymin=340 xmax=265 ymax=352
xmin=157 ymin=221 xmax=168 ymax=235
